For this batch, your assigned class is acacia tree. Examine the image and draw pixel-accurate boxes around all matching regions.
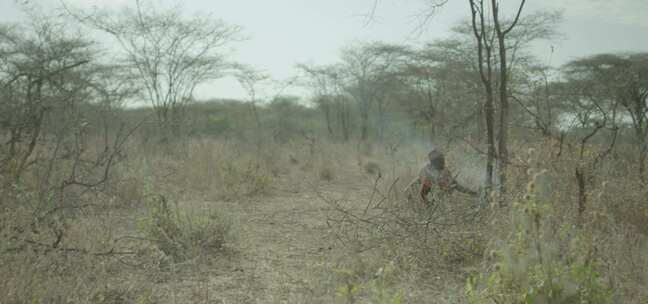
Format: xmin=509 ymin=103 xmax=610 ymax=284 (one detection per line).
xmin=338 ymin=42 xmax=406 ymax=142
xmin=553 ymin=75 xmax=620 ymax=225
xmin=511 ymin=63 xmax=562 ymax=137
xmin=234 ymin=64 xmax=269 ymax=130
xmin=330 ymin=69 xmax=354 ymax=142
xmin=507 ymin=56 xmax=624 ymax=225
xmin=297 ymin=63 xmax=338 ymax=139
xmin=370 ymin=44 xmax=411 ymax=141
xmin=64 ymin=0 xmax=241 ymax=135
xmin=400 ymin=39 xmax=483 ymax=141
xmin=298 ymin=63 xmax=353 ymax=142
xmin=563 ymin=53 xmax=648 ymax=183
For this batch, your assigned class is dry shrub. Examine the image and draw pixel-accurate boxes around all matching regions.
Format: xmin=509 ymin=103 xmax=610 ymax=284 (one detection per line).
xmin=319 ymin=176 xmax=485 ymax=274
xmin=0 ymin=247 xmax=158 ymax=304
xmin=313 ymin=177 xmax=480 ymax=303
xmin=601 ymin=179 xmax=648 ymax=234
xmin=0 ymin=186 xmax=157 ymax=304
xmin=465 ymin=139 xmax=648 ymax=304
xmin=314 ymin=151 xmax=337 ymax=182
xmin=108 ymin=175 xmax=148 ymax=208
xmin=363 ymin=161 xmax=381 ymax=175
xmin=329 ymin=257 xmax=404 ymax=304
xmin=317 ymin=139 xmax=648 ymax=303
xmin=138 ymin=195 xmax=233 ymax=263
xmin=0 ymin=136 xmax=229 ymax=303
xmin=587 ymin=176 xmax=648 ymax=302
xmin=466 ymin=170 xmax=615 ymax=304
xmin=135 ymin=139 xmax=277 ymax=200
xmin=298 ymin=244 xmax=452 ymax=304
xmin=319 ymin=163 xmax=335 ymax=181
xmin=598 ymin=224 xmax=648 ymax=302
xmin=283 ymin=139 xmax=348 ymax=184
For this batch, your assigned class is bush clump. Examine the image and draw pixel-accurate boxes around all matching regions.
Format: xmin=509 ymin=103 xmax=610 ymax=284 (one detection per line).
xmin=139 ymin=195 xmax=232 ymax=263
xmin=465 ymin=170 xmax=614 ymax=304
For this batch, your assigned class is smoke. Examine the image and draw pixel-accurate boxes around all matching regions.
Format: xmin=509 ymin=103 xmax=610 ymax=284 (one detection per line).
xmin=447 ymin=143 xmax=499 ymax=192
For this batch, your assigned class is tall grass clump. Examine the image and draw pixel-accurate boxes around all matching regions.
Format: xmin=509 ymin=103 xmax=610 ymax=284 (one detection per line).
xmin=138 ymin=195 xmax=233 ymax=263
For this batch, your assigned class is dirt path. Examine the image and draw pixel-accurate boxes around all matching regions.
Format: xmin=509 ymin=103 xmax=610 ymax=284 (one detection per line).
xmin=156 ymin=169 xmax=460 ymax=303
xmin=202 ymin=184 xmax=348 ymax=304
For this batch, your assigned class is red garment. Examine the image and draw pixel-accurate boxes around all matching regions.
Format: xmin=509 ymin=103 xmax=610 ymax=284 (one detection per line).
xmin=420 ymin=178 xmax=433 ymax=201
xmin=420 ymin=170 xmax=453 ymax=202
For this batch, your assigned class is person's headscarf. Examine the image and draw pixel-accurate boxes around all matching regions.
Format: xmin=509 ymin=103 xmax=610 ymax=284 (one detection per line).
xmin=427 ymin=147 xmax=445 ymax=170
xmin=427 ymin=146 xmax=443 ymax=162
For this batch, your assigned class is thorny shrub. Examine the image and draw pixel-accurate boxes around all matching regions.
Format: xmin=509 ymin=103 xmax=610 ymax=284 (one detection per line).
xmin=319 ymin=174 xmax=485 ymax=274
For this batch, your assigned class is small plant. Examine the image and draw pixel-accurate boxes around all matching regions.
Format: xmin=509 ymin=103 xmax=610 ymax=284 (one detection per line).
xmin=331 ymin=260 xmax=402 ymax=304
xmin=220 ymin=158 xmax=271 ymax=199
xmin=138 ymin=195 xmax=232 ymax=262
xmin=364 ymin=161 xmax=381 ymax=175
xmin=319 ymin=165 xmax=335 ymax=181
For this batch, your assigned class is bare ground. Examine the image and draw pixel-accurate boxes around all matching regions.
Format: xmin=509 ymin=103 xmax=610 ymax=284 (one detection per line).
xmin=166 ymin=171 xmax=463 ymax=303
xmin=95 ymin=161 xmax=466 ymax=304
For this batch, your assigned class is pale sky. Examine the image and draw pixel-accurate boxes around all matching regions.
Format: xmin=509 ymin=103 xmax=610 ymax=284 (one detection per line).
xmin=2 ymin=0 xmax=647 ymax=101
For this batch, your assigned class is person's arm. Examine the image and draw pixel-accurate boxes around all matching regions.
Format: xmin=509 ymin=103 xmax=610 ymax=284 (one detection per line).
xmin=451 ymin=180 xmax=478 ymax=196
xmin=420 ymin=179 xmax=432 ymax=202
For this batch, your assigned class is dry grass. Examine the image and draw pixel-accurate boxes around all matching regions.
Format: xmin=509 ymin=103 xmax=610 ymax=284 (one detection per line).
xmin=1 ymin=136 xmax=647 ymax=303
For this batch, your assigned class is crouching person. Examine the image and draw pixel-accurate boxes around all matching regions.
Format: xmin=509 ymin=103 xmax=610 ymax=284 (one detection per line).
xmin=407 ymin=147 xmax=476 ymax=207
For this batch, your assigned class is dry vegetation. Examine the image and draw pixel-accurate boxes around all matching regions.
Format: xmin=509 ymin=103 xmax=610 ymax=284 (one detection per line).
xmin=3 ymin=133 xmax=647 ymax=303
xmin=2 ymin=1 xmax=648 ymax=303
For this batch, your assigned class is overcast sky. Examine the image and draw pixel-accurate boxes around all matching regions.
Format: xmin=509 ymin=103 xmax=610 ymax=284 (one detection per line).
xmin=2 ymin=0 xmax=647 ymax=101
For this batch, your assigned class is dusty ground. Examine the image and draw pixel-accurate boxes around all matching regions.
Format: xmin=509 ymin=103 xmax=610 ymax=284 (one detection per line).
xmin=187 ymin=171 xmax=378 ymax=303
xmin=55 ymin=144 xmax=475 ymax=304
xmin=105 ymin=165 xmax=446 ymax=304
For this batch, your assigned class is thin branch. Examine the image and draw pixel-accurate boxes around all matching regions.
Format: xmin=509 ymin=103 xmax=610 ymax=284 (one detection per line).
xmin=504 ymin=0 xmax=527 ymax=35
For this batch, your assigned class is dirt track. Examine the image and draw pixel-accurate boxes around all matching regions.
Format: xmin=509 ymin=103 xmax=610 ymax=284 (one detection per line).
xmin=133 ymin=162 xmax=465 ymax=303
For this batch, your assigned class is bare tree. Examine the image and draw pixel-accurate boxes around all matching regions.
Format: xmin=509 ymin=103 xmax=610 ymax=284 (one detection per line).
xmin=338 ymin=42 xmax=405 ymax=142
xmin=297 ymin=63 xmax=338 ymax=139
xmin=63 ymin=0 xmax=241 ymax=135
xmin=0 ymin=21 xmax=92 ymax=181
xmin=467 ymin=0 xmax=498 ymax=193
xmin=466 ymin=2 xmax=562 ymax=203
xmin=329 ymin=68 xmax=354 ymax=143
xmin=234 ymin=64 xmax=269 ymax=130
xmin=511 ymin=64 xmax=561 ymax=137
xmin=0 ymin=18 xmax=140 ymax=252
xmin=298 ymin=63 xmax=354 ymax=142
xmin=491 ymin=0 xmax=527 ymax=202
xmin=400 ymin=39 xmax=483 ymax=141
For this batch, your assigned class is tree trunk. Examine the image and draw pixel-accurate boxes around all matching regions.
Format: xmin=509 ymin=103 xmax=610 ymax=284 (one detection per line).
xmin=639 ymin=140 xmax=647 ymax=183
xmin=496 ymin=27 xmax=510 ymax=206
xmin=360 ymin=109 xmax=369 ymax=141
xmin=469 ymin=0 xmax=497 ymax=193
xmin=575 ymin=166 xmax=587 ymax=227
xmin=338 ymin=100 xmax=350 ymax=142
xmin=250 ymin=101 xmax=261 ymax=130
xmin=323 ymin=103 xmax=333 ymax=139
xmin=491 ymin=0 xmax=525 ymax=205
xmin=485 ymin=86 xmax=496 ymax=190
xmin=377 ymin=100 xmax=386 ymax=142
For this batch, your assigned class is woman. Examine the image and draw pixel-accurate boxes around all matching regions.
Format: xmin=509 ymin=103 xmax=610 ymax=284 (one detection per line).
xmin=418 ymin=148 xmax=453 ymax=205
xmin=407 ymin=147 xmax=476 ymax=207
